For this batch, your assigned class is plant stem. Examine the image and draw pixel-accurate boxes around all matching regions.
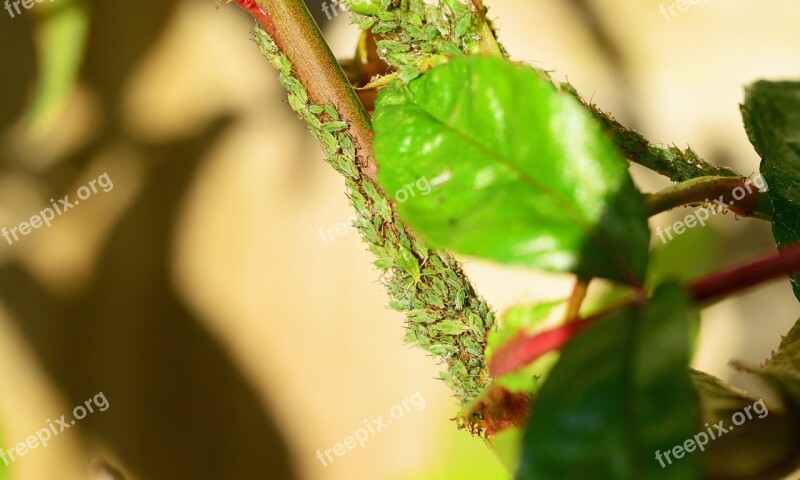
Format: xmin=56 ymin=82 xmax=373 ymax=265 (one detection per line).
xmin=689 ymin=242 xmax=800 ymax=303
xmin=559 ymin=84 xmax=742 ymax=183
xmin=228 ymin=0 xmax=497 ymax=411
xmin=564 ymin=277 xmax=590 ymax=322
xmin=647 ymin=175 xmax=772 ymax=220
xmin=490 ymin=242 xmax=800 ymax=377
xmin=233 ymin=0 xmax=378 ymax=181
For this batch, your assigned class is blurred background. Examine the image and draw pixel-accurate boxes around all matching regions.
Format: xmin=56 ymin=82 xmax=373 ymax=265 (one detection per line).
xmin=0 ymin=0 xmax=799 ymax=478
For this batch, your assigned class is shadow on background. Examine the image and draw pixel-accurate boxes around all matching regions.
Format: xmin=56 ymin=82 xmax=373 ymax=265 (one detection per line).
xmin=0 ymin=0 xmax=298 ymax=478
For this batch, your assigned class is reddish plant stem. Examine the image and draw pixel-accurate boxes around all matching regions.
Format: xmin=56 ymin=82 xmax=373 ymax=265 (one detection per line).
xmin=230 ymin=0 xmax=378 ymax=181
xmin=490 ymin=242 xmax=800 ymax=378
xmin=689 ymin=242 xmax=800 ymax=303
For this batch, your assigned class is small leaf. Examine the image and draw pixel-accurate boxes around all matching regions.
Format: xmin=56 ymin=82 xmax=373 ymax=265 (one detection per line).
xmin=374 ymin=56 xmax=649 ymax=283
xmin=518 ymin=283 xmax=700 ymax=480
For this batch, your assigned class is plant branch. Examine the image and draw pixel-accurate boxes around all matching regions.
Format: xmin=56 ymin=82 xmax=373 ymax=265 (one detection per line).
xmin=226 ymin=0 xmax=497 ymax=412
xmin=490 ymin=242 xmax=800 ymax=377
xmin=647 ymin=175 xmax=772 ymax=220
xmin=559 ymin=84 xmax=742 ymax=183
xmin=231 ymin=0 xmax=377 ymax=181
xmin=689 ymin=242 xmax=800 ymax=304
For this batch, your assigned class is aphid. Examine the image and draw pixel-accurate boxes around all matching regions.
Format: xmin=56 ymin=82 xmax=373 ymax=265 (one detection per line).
xmin=396 ymin=247 xmax=422 ymax=284
xmin=454 ymin=289 xmax=465 ymax=309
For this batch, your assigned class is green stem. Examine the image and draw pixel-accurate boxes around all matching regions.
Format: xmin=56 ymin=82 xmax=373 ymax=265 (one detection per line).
xmin=470 ymin=0 xmax=504 ymax=57
xmin=559 ymin=84 xmax=742 ymax=183
xmin=646 ymin=175 xmax=772 ymax=220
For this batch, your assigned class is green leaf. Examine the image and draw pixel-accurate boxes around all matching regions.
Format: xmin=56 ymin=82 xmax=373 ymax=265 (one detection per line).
xmin=518 ymin=283 xmax=700 ymax=480
xmin=690 ymin=369 xmax=800 ymax=479
xmin=373 ymin=56 xmax=649 ymax=284
xmin=742 ymin=81 xmax=800 ymax=300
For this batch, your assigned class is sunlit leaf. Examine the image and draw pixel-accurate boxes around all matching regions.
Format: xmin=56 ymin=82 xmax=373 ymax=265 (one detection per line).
xmin=373 ymin=56 xmax=650 ymax=284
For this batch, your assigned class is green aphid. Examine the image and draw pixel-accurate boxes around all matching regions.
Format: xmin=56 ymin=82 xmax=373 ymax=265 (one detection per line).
xmin=339 ymin=135 xmax=356 ymax=159
xmin=357 ymin=16 xmax=376 ymax=30
xmin=462 ymin=337 xmax=483 ymax=358
xmin=399 ymin=66 xmax=422 ymax=83
xmin=396 ymin=247 xmax=422 ymax=284
xmin=441 ymin=42 xmax=463 ymax=55
xmin=344 ymin=0 xmax=381 ymax=15
xmin=432 ymin=276 xmax=448 ymax=294
xmin=378 ymin=40 xmax=410 ymax=53
xmin=362 ymin=179 xmax=382 ymax=203
xmin=308 ymin=104 xmax=324 ymax=115
xmin=374 ymin=197 xmax=393 ymax=223
xmin=287 ymin=93 xmax=305 ymax=113
xmin=323 ymin=103 xmax=339 ymax=120
xmin=302 ymin=110 xmax=323 ymax=130
xmin=425 ymin=290 xmax=445 ymax=308
xmin=435 ymin=320 xmax=470 ymax=336
xmin=319 ymin=130 xmax=339 ymax=153
xmin=407 ymin=12 xmax=424 ymax=26
xmin=389 ymin=299 xmax=410 ymax=311
xmin=444 ymin=268 xmax=462 ymax=289
xmin=358 ymin=218 xmax=382 ymax=244
xmin=275 ymin=56 xmax=292 ymax=76
xmin=451 ymin=359 xmax=469 ymax=377
xmin=374 ymin=21 xmax=399 ymax=34
xmin=408 ymin=309 xmax=434 ymax=324
xmin=454 ymin=289 xmax=466 ymax=310
xmin=424 ymin=24 xmax=439 ymax=41
xmin=467 ymin=310 xmax=484 ymax=331
xmin=416 ymin=332 xmax=432 ymax=348
xmin=429 ymin=344 xmax=457 ymax=357
xmin=369 ymin=243 xmax=387 ymax=258
xmin=396 ymin=226 xmax=413 ymax=251
xmin=337 ymin=155 xmax=359 ymax=179
xmin=412 ymin=237 xmax=429 ymax=260
xmin=322 ymin=121 xmax=348 ymax=132
xmin=454 ymin=15 xmax=472 ymax=38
